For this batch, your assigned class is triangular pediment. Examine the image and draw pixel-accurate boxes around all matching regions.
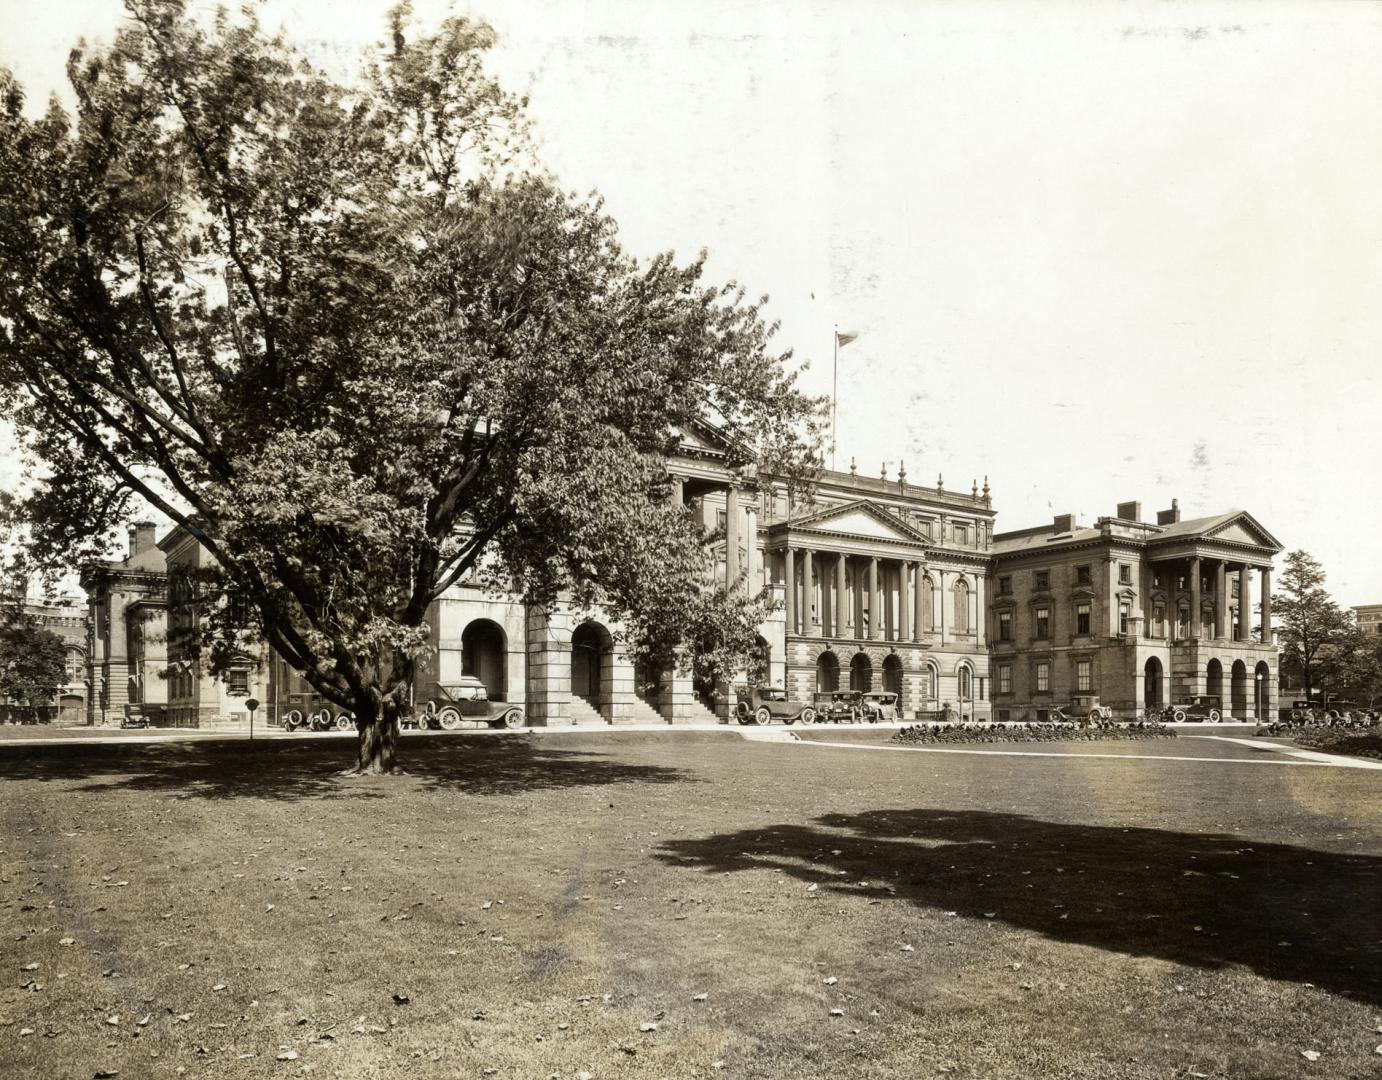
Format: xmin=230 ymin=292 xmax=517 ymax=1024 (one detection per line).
xmin=675 ymin=422 xmax=729 ymax=456
xmin=781 ymin=499 xmax=931 ymax=545
xmin=1206 ymin=512 xmax=1281 ymax=551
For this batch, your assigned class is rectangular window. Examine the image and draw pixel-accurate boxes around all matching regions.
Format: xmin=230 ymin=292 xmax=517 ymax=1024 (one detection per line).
xmin=1076 ymin=602 xmax=1091 ymax=636
xmin=716 ymin=509 xmax=727 ymax=532
xmin=1035 ymin=662 xmax=1050 ymax=693
xmin=1119 ymin=602 xmax=1130 ymax=635
xmin=998 ymin=665 xmax=1012 ymax=694
xmin=1035 ymin=606 xmax=1050 ymax=640
xmin=1119 ymin=563 xmax=1132 ymax=585
xmin=1034 ymin=570 xmax=1050 ymax=592
xmin=1231 ymin=579 xmax=1240 ymax=598
xmin=953 ymin=524 xmax=969 ymax=544
xmin=1076 ymin=660 xmax=1092 ymax=692
xmin=1076 ymin=565 xmax=1091 ymax=586
xmin=1154 ymin=604 xmax=1166 ymax=638
xmin=1152 ymin=570 xmax=1162 ymax=588
xmin=998 ymin=575 xmax=1012 ymax=596
xmin=998 ymin=611 xmax=1013 ymax=642
xmin=227 ymin=670 xmax=249 ymax=696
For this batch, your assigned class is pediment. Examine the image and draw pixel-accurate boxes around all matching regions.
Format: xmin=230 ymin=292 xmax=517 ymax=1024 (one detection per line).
xmin=1205 ymin=513 xmax=1281 ymax=551
xmin=782 ymin=499 xmax=931 ymax=545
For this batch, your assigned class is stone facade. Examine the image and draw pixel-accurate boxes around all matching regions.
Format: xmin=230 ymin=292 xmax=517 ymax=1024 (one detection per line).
xmin=988 ymin=500 xmax=1282 ymax=721
xmin=19 ymin=595 xmax=90 ymax=723
xmin=1355 ymin=604 xmax=1382 ymax=639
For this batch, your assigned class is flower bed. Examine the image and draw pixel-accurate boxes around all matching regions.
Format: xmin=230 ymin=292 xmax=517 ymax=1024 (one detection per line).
xmin=892 ymin=720 xmax=1177 ymax=745
xmin=1254 ymin=720 xmax=1382 ymax=762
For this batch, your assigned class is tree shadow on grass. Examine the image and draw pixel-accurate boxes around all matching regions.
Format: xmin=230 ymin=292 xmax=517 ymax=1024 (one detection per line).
xmin=656 ymin=807 xmax=1382 ymax=1005
xmin=0 ymin=734 xmax=695 ymax=801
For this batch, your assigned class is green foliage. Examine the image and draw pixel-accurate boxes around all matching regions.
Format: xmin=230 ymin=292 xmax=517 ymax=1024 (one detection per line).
xmin=0 ymin=604 xmax=68 ymax=705
xmin=0 ymin=1 xmax=821 ymax=768
xmin=1273 ymin=550 xmax=1354 ymax=700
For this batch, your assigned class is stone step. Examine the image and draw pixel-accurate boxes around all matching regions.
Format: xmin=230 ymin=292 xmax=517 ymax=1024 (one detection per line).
xmin=566 ymin=697 xmax=606 ymax=726
xmin=623 ymin=696 xmax=668 ymax=725
xmin=678 ymin=698 xmax=723 ymax=726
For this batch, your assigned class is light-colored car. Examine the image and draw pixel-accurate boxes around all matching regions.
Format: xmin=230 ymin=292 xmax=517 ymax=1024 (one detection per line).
xmin=735 ymin=686 xmax=817 ymax=726
xmin=859 ymin=691 xmax=900 ymax=723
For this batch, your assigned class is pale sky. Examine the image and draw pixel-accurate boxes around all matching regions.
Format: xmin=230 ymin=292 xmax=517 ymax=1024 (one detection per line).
xmin=3 ymin=0 xmax=1380 ymax=603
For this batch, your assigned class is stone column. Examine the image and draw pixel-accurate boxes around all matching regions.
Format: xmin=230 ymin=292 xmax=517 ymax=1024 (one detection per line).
xmin=1214 ymin=560 xmax=1227 ymax=639
xmin=835 ymin=554 xmax=847 ymax=639
xmin=804 ymin=549 xmax=818 ymax=633
xmin=899 ymin=562 xmax=910 ymax=641
xmin=936 ymin=569 xmax=946 ymax=645
xmin=1237 ymin=564 xmax=1250 ymax=641
xmin=869 ymin=558 xmax=884 ymax=640
xmin=784 ymin=547 xmax=796 ymax=635
xmin=1167 ymin=564 xmax=1178 ymax=642
xmin=1259 ymin=566 xmax=1272 ymax=643
xmin=1189 ymin=556 xmax=1202 ymax=640
xmin=912 ymin=564 xmax=924 ymax=643
xmin=745 ymin=502 xmax=759 ymax=591
xmin=724 ymin=484 xmax=740 ymax=590
xmin=975 ymin=573 xmax=986 ymax=645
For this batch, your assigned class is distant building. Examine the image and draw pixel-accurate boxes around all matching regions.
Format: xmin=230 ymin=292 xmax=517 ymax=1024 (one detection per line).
xmin=21 ymin=595 xmax=90 ymax=723
xmin=1355 ymin=604 xmax=1382 ymax=638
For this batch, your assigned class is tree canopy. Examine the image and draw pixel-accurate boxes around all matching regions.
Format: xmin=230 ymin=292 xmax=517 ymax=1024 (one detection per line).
xmin=0 ymin=1 xmax=822 ymax=771
xmin=1273 ymin=550 xmax=1354 ymax=702
xmin=0 ymin=603 xmax=68 ymax=708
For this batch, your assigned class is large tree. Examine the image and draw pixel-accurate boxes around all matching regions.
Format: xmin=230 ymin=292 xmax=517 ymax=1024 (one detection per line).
xmin=1273 ymin=550 xmax=1353 ymax=702
xmin=0 ymin=602 xmax=68 ymax=710
xmin=0 ymin=1 xmax=821 ymax=772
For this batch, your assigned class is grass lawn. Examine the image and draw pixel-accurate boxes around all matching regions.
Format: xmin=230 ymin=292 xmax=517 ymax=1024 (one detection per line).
xmin=2 ymin=730 xmax=1381 ymax=1079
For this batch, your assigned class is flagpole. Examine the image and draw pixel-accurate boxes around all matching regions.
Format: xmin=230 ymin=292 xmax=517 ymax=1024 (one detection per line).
xmin=831 ymin=325 xmax=838 ymax=471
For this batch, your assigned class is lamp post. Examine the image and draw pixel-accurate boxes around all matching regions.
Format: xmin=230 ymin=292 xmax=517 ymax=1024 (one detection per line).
xmin=245 ymin=697 xmax=259 ymax=741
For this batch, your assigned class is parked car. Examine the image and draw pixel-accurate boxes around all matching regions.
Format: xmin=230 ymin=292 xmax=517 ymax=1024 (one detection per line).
xmin=813 ymin=690 xmax=862 ymax=724
xmin=858 ymin=691 xmax=901 ymax=723
xmin=734 ymin=686 xmax=817 ymax=726
xmin=405 ymin=677 xmax=524 ymax=730
xmin=1050 ymin=697 xmax=1114 ymax=723
xmin=120 ymin=703 xmax=151 ymax=729
xmin=1171 ymin=695 xmax=1222 ymax=723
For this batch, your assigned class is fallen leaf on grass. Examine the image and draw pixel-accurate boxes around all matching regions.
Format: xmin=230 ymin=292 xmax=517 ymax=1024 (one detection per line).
xmin=276 ymin=1050 xmax=298 ymax=1061
xmin=58 ymin=938 xmax=75 ymax=947
xmin=392 ymin=993 xmax=410 ymax=1005
xmin=900 ymin=943 xmax=914 ymax=952
xmin=105 ymin=1016 xmax=119 ymax=1026
xmin=21 ymin=963 xmax=38 ymax=971
xmin=829 ymin=1008 xmax=845 ymax=1017
xmin=823 ymin=976 xmax=838 ymax=985
xmin=692 ymin=993 xmax=708 ymax=1002
xmin=639 ymin=1022 xmax=658 ymax=1032
xmin=1302 ymin=1050 xmax=1321 ymax=1062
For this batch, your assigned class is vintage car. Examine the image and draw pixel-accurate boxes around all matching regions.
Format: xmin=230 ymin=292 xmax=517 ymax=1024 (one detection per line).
xmin=1170 ymin=695 xmax=1222 ymax=723
xmin=1049 ymin=696 xmax=1114 ymax=723
xmin=281 ymin=692 xmax=354 ymax=731
xmin=120 ymin=703 xmax=151 ymax=729
xmin=813 ymin=690 xmax=863 ymax=724
xmin=406 ymin=677 xmax=525 ymax=730
xmin=859 ymin=691 xmax=901 ymax=723
xmin=734 ymin=686 xmax=817 ymax=726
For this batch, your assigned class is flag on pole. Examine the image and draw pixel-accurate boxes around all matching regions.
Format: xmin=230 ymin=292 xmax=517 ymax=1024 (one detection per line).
xmin=835 ymin=330 xmax=859 ymax=347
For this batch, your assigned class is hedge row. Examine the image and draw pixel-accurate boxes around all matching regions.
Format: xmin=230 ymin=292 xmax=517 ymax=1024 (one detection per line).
xmin=892 ymin=721 xmax=1177 ymax=745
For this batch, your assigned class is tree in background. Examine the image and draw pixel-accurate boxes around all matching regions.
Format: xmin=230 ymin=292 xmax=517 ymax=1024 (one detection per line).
xmin=0 ymin=603 xmax=67 ymax=711
xmin=0 ymin=1 xmax=821 ymax=772
xmin=1273 ymin=550 xmax=1353 ymax=703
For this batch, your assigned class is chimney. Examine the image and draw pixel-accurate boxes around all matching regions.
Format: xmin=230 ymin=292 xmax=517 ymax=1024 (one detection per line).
xmin=1116 ymin=500 xmax=1142 ymax=522
xmin=128 ymin=521 xmax=157 ymax=558
xmin=1156 ymin=498 xmax=1181 ymax=526
xmin=1052 ymin=512 xmax=1076 ymax=533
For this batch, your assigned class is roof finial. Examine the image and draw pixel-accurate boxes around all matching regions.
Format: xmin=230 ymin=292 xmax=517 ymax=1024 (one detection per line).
xmin=982 ymin=475 xmax=991 ymax=505
xmin=849 ymin=456 xmax=857 ymax=476
xmin=897 ymin=460 xmax=907 ymax=488
xmin=1172 ymin=497 xmax=1179 ymax=510
xmin=936 ymin=472 xmax=944 ymax=493
xmin=880 ymin=461 xmax=888 ymax=481
xmin=971 ymin=478 xmax=978 ymax=498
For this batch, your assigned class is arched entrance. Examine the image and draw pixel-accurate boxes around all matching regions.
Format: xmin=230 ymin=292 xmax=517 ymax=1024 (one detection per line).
xmin=956 ymin=663 xmax=973 ymax=717
xmin=1206 ymin=658 xmax=1223 ymax=708
xmin=850 ymin=652 xmax=873 ymax=692
xmin=816 ymin=651 xmax=840 ymax=693
xmin=882 ymin=654 xmax=903 ymax=697
xmin=1144 ymin=656 xmax=1163 ymax=711
xmin=1231 ymin=659 xmax=1248 ymax=719
xmin=571 ymin=621 xmax=612 ymax=711
xmin=1254 ymin=660 xmax=1271 ymax=721
xmin=462 ymin=619 xmax=507 ymax=701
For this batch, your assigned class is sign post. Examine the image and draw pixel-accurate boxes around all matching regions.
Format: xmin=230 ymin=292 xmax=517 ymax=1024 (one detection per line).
xmin=245 ymin=698 xmax=259 ymax=741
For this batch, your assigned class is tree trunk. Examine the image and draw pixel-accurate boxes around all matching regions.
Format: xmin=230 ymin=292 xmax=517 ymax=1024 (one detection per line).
xmin=350 ymin=697 xmax=401 ymax=775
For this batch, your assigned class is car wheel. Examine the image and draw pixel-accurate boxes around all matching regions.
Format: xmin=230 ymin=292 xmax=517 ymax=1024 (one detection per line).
xmin=1208 ymin=709 xmax=1221 ymax=723
xmin=502 ymin=709 xmax=524 ymax=729
xmin=799 ymin=707 xmax=816 ymax=725
xmin=849 ymin=707 xmax=859 ymax=724
xmin=309 ymin=709 xmax=332 ymax=731
xmin=754 ymin=706 xmax=772 ymax=726
xmin=438 ymin=707 xmax=462 ymax=730
xmin=284 ymin=709 xmax=303 ymax=731
xmin=335 ymin=713 xmax=354 ymax=731
xmin=1172 ymin=709 xmax=1187 ymax=723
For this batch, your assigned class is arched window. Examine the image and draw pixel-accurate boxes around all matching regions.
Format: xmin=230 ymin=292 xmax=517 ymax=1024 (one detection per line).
xmin=924 ymin=661 xmax=939 ymax=703
xmin=957 ymin=663 xmax=973 ymax=704
xmin=953 ymin=579 xmax=970 ymax=634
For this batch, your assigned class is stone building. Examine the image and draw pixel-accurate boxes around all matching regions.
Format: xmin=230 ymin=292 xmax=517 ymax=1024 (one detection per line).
xmin=19 ymin=594 xmax=90 ymax=723
xmin=988 ymin=500 xmax=1282 ymax=721
xmin=1355 ymin=604 xmax=1382 ymax=639
xmin=80 ymin=523 xmax=167 ymax=725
